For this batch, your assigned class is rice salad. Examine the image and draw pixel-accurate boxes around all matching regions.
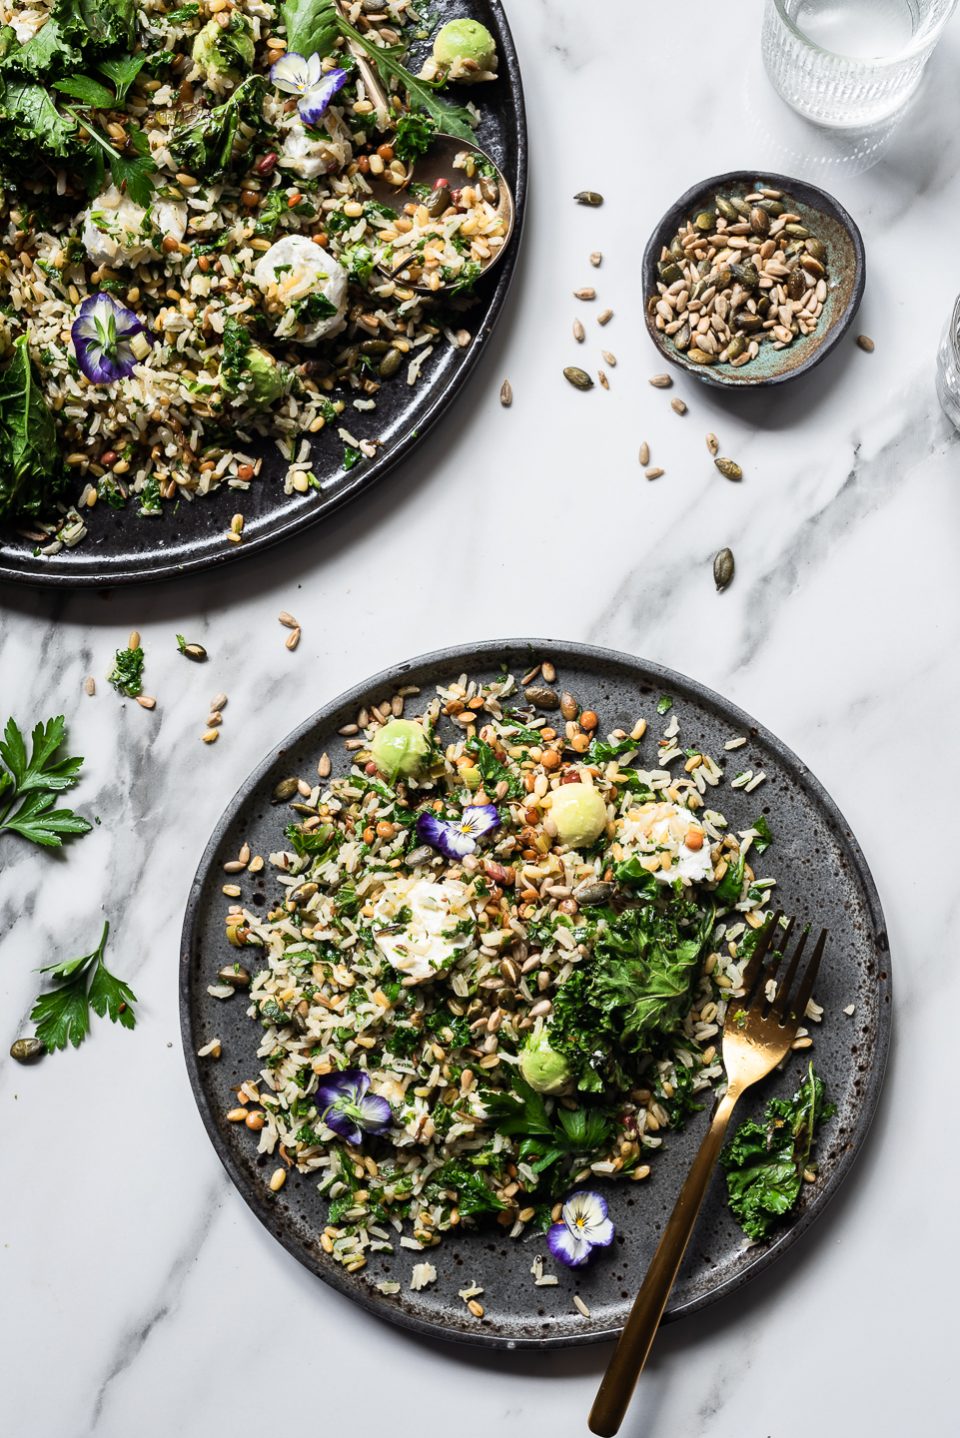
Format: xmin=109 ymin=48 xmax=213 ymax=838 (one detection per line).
xmin=215 ymin=667 xmax=823 ymax=1277
xmin=0 ymin=0 xmax=504 ymax=549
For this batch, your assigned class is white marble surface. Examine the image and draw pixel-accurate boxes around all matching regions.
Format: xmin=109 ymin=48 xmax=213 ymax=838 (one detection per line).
xmin=3 ymin=2 xmax=960 ymax=1434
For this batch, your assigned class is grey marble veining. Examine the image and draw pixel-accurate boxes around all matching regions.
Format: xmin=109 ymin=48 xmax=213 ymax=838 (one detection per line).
xmin=2 ymin=2 xmax=960 ymax=1435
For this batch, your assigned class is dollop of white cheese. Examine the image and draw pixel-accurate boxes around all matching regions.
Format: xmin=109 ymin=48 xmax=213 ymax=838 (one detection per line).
xmin=252 ymin=234 xmax=348 ymax=343
xmin=372 ymin=876 xmax=475 ymax=984
xmin=278 ymin=118 xmax=351 ymax=179
xmin=617 ymin=801 xmax=714 ymax=885
xmin=81 ymin=186 xmax=187 ymax=269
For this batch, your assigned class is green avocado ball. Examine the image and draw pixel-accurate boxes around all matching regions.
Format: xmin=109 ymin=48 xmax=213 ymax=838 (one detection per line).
xmin=550 ymin=782 xmax=608 ymax=849
xmin=432 ymin=18 xmax=498 ymax=79
xmin=519 ymin=1026 xmax=572 ymax=1095
xmin=371 ymin=719 xmax=430 ymax=783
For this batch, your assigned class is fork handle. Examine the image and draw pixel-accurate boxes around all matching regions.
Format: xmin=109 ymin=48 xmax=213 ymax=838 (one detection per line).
xmin=589 ymin=1085 xmax=743 ymax=1437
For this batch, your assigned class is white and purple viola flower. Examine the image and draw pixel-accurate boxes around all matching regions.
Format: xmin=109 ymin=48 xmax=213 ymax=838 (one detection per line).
xmin=416 ymin=804 xmax=500 ymax=860
xmin=270 ymin=51 xmax=348 ymax=126
xmin=71 ymin=292 xmax=151 ymax=385
xmin=547 ymin=1190 xmax=615 ymax=1268
xmin=316 ymin=1069 xmax=392 ymax=1147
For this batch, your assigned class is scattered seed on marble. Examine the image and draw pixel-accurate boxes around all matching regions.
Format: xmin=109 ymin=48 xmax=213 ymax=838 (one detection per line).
xmin=706 ymin=433 xmax=719 ymax=456
xmin=278 ymin=611 xmax=299 ymax=629
xmin=601 ymin=350 xmax=616 ymax=366
xmin=499 ymin=379 xmax=513 ymax=407
xmin=285 ymin=627 xmax=301 ymax=651
xmin=639 ymin=441 xmax=650 ymax=466
xmin=714 ymin=547 xmax=735 ymax=591
xmin=649 ymin=374 xmax=673 ymax=388
xmin=856 ymin=334 xmax=875 ymax=352
xmin=597 ymin=308 xmax=613 ymax=325
xmin=573 ymin=318 xmax=585 ymax=343
xmin=598 ymin=369 xmax=609 ymax=389
xmin=589 ymin=251 xmax=602 ymax=267
xmin=645 ymin=467 xmax=664 ymax=480
xmin=574 ymin=190 xmax=603 ymax=206
xmin=574 ymin=286 xmax=596 ymax=301
xmin=136 ymin=695 xmax=156 ymax=710
xmin=83 ymin=677 xmax=95 ymax=696
xmin=715 ymin=457 xmax=743 ymax=481
xmin=563 ymin=366 xmax=593 ymax=391
xmin=671 ymin=398 xmax=688 ymax=415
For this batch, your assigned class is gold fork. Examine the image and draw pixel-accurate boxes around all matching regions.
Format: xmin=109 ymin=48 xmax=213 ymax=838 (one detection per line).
xmin=589 ymin=912 xmax=827 ymax=1437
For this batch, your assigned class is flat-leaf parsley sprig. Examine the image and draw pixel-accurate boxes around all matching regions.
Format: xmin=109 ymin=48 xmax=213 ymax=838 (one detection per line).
xmin=30 ymin=921 xmax=137 ymax=1053
xmin=0 ymin=715 xmax=92 ymax=848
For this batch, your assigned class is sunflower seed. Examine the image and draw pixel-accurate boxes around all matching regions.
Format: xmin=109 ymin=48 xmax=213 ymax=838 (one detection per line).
xmin=574 ymin=190 xmax=604 ymax=206
xmin=715 ymin=457 xmax=743 ymax=481
xmin=714 ymin=547 xmax=735 ymax=591
xmin=856 ymin=334 xmax=875 ymax=353
xmin=499 ymin=379 xmax=513 ymax=407
xmin=638 ymin=441 xmax=650 ymax=466
xmin=670 ymin=398 xmax=687 ymax=415
xmin=573 ymin=318 xmax=585 ymax=343
xmin=563 ymin=366 xmax=593 ymax=391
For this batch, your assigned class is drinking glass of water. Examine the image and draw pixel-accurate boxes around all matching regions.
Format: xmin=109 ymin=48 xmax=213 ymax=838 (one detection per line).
xmin=762 ymin=0 xmax=958 ymax=128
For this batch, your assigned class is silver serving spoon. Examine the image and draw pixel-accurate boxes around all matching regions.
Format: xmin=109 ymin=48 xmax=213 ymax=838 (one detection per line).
xmin=345 ymin=36 xmax=515 ymax=295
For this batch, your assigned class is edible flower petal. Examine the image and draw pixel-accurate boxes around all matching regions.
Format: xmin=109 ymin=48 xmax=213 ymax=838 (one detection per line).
xmin=270 ymin=51 xmax=347 ymax=125
xmin=316 ymin=1068 xmax=393 ymax=1146
xmin=71 ymin=292 xmax=150 ymax=385
xmin=416 ymin=804 xmax=500 ymax=859
xmin=298 ymin=67 xmax=348 ymax=126
xmin=547 ymin=1190 xmax=615 ymax=1269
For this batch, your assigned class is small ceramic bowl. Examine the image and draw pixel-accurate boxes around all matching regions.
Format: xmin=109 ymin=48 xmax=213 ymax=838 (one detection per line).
xmin=642 ymin=170 xmax=865 ymax=389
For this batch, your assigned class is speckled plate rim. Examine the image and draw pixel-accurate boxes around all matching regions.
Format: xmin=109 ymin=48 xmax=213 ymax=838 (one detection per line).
xmin=0 ymin=0 xmax=527 ymax=590
xmin=642 ymin=169 xmax=866 ymax=389
xmin=179 ymin=639 xmax=891 ymax=1350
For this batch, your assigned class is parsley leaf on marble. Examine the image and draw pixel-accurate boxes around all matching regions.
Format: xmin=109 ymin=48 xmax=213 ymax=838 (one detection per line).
xmin=31 ymin=921 xmax=137 ymax=1052
xmin=0 ymin=715 xmax=92 ymax=848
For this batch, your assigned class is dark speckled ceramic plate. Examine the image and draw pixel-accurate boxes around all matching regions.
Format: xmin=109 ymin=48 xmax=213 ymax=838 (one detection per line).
xmin=0 ymin=1 xmax=525 ymax=589
xmin=180 ymin=641 xmax=891 ymax=1349
xmin=642 ymin=170 xmax=865 ymax=388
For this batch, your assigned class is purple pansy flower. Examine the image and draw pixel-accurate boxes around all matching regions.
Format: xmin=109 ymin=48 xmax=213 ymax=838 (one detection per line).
xmin=71 ymin=292 xmax=151 ymax=384
xmin=416 ymin=804 xmax=500 ymax=860
xmin=316 ymin=1069 xmax=392 ymax=1146
xmin=270 ymin=51 xmax=348 ymax=125
xmin=546 ymin=1190 xmax=615 ymax=1268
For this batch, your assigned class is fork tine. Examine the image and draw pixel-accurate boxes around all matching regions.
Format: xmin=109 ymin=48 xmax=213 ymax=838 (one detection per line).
xmin=738 ymin=911 xmax=782 ymax=1000
xmin=781 ymin=928 xmax=827 ymax=1026
xmin=772 ymin=926 xmax=808 ymax=1018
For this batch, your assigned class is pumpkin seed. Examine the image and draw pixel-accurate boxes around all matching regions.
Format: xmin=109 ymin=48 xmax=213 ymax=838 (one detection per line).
xmin=715 ymin=457 xmax=743 ymax=481
xmin=499 ymin=379 xmax=513 ymax=407
xmin=649 ymin=374 xmax=673 ymax=389
xmin=378 ymin=348 xmax=403 ymax=378
xmin=687 ymin=347 xmax=716 ymax=365
xmin=563 ymin=366 xmax=593 ymax=390
xmin=574 ymin=190 xmax=603 ymax=206
xmin=714 ymin=547 xmax=735 ymax=591
xmin=10 ymin=1037 xmax=43 ymax=1063
xmin=856 ymin=334 xmax=875 ymax=353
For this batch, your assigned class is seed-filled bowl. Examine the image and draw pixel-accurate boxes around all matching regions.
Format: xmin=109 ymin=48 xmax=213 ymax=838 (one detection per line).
xmin=642 ymin=171 xmax=865 ymax=389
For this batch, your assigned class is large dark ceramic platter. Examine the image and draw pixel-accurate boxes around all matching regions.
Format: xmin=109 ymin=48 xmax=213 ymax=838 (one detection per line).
xmin=180 ymin=640 xmax=891 ymax=1348
xmin=0 ymin=1 xmax=526 ymax=588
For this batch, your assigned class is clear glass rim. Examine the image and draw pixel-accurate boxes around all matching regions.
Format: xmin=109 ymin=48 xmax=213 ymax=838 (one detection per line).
xmin=771 ymin=0 xmax=958 ymax=69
